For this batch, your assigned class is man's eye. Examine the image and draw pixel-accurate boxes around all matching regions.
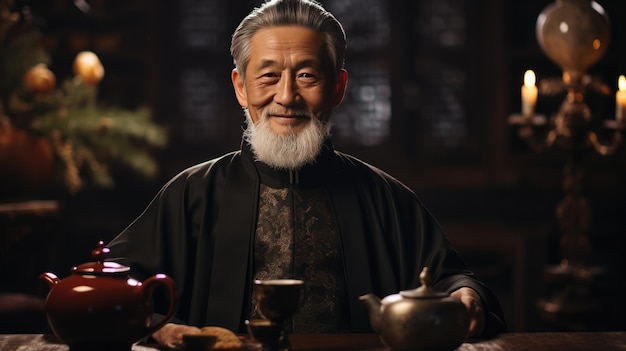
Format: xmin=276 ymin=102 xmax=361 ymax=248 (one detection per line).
xmin=258 ymin=73 xmax=280 ymax=83
xmin=297 ymin=73 xmax=319 ymax=83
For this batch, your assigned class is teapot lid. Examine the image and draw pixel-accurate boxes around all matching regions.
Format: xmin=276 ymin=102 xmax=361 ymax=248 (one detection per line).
xmin=399 ymin=267 xmax=448 ymax=299
xmin=72 ymin=241 xmax=130 ymax=274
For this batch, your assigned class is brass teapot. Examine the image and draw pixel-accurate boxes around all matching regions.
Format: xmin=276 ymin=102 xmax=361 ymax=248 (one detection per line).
xmin=40 ymin=241 xmax=177 ymax=351
xmin=359 ymin=267 xmax=468 ymax=351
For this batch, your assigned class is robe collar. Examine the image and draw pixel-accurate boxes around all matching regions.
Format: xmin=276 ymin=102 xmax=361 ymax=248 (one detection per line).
xmin=241 ymin=139 xmax=339 ymax=189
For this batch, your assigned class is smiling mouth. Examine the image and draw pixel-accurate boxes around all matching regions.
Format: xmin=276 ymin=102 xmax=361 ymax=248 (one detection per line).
xmin=268 ymin=112 xmax=311 ymax=120
xmin=262 ymin=108 xmax=314 ymax=122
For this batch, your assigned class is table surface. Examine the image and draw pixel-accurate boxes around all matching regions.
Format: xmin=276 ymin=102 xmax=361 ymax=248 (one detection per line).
xmin=1 ymin=332 xmax=625 ymax=351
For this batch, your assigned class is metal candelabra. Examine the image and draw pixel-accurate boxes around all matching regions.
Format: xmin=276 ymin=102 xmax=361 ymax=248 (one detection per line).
xmin=509 ymin=0 xmax=624 ymax=330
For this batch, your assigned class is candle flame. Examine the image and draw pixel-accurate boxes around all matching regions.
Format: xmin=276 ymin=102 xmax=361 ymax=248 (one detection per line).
xmin=619 ymin=75 xmax=626 ymax=92
xmin=524 ymin=70 xmax=536 ymax=87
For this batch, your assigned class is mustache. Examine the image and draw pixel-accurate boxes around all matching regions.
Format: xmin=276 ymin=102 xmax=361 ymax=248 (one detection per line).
xmin=261 ymin=108 xmax=314 ymax=120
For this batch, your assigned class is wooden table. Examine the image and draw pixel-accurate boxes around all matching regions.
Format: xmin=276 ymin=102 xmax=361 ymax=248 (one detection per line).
xmin=290 ymin=333 xmax=626 ymax=350
xmin=1 ymin=332 xmax=625 ymax=351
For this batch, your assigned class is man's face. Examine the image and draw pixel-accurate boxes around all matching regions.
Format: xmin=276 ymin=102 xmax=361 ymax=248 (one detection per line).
xmin=232 ymin=26 xmax=347 ymax=136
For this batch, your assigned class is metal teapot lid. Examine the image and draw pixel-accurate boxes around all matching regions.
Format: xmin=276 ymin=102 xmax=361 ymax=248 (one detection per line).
xmin=72 ymin=241 xmax=130 ymax=274
xmin=399 ymin=267 xmax=448 ymax=299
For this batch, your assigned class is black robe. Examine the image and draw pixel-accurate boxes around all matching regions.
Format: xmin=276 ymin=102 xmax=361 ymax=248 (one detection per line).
xmin=107 ymin=140 xmax=506 ymax=336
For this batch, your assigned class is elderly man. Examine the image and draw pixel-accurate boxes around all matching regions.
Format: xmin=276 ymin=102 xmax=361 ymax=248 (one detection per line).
xmin=107 ymin=0 xmax=507 ymax=347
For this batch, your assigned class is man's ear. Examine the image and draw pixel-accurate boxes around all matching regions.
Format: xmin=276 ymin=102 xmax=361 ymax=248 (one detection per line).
xmin=332 ymin=69 xmax=348 ymax=107
xmin=231 ymin=68 xmax=248 ymax=107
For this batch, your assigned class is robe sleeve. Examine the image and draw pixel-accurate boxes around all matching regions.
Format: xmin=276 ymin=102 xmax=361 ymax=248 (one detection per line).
xmin=106 ymin=163 xmax=213 ymax=322
xmin=387 ymin=177 xmax=507 ymax=337
xmin=332 ymin=152 xmax=507 ymax=337
xmin=406 ymin=198 xmax=507 ymax=337
xmin=106 ymin=153 xmax=258 ymax=331
xmin=397 ymin=187 xmax=508 ymax=337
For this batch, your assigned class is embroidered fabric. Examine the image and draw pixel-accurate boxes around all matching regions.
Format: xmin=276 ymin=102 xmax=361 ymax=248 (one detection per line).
xmin=252 ymin=184 xmax=351 ymax=333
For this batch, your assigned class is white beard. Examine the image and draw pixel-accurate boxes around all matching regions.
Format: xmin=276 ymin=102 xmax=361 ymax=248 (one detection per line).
xmin=243 ymin=108 xmax=332 ymax=170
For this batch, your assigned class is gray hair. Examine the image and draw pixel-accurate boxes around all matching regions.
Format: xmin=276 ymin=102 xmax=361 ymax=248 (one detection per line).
xmin=230 ymin=0 xmax=346 ymax=80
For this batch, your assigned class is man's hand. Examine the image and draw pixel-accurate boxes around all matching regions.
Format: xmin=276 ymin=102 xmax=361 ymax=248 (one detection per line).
xmin=152 ymin=323 xmax=202 ymax=349
xmin=450 ymin=287 xmax=485 ymax=339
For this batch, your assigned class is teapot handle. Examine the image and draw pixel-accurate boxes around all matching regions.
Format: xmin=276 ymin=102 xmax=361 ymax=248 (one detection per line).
xmin=142 ymin=274 xmax=178 ymax=335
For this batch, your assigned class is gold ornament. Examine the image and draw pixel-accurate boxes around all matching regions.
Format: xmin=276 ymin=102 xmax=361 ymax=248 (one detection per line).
xmin=73 ymin=51 xmax=105 ymax=85
xmin=23 ymin=63 xmax=56 ymax=94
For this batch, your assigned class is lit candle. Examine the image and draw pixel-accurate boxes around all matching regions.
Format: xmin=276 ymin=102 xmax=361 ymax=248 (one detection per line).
xmin=521 ymin=70 xmax=538 ymax=117
xmin=615 ymin=75 xmax=626 ymax=122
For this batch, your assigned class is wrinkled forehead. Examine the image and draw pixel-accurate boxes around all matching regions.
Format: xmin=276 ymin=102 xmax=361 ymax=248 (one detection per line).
xmin=248 ymin=26 xmax=336 ymax=76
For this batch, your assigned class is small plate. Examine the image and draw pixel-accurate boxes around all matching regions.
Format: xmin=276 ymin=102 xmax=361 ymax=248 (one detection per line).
xmin=238 ymin=336 xmax=262 ymax=351
xmin=157 ymin=335 xmax=261 ymax=351
xmin=182 ymin=334 xmax=217 ymax=351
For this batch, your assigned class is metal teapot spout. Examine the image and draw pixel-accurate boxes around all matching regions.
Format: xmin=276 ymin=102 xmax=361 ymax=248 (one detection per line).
xmin=358 ymin=293 xmax=382 ymax=333
xmin=39 ymin=272 xmax=60 ymax=289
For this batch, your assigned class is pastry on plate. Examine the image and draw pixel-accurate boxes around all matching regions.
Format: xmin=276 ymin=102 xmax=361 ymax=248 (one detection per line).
xmin=199 ymin=326 xmax=244 ymax=350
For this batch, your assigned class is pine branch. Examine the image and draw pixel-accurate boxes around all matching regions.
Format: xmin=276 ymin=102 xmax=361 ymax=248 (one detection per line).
xmin=1 ymin=1 xmax=168 ymax=193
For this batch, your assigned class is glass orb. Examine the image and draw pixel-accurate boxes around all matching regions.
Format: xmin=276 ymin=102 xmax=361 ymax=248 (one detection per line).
xmin=536 ymin=0 xmax=611 ymax=83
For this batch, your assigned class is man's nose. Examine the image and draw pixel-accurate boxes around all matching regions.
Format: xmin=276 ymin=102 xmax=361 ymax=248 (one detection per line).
xmin=274 ymin=76 xmax=298 ymax=106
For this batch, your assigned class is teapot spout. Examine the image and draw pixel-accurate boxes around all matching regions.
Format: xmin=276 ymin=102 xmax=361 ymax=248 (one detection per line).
xmin=39 ymin=272 xmax=60 ymax=289
xmin=358 ymin=293 xmax=382 ymax=333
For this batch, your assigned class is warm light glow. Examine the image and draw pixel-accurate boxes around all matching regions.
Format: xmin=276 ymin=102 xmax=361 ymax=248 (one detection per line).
xmin=593 ymin=39 xmax=601 ymax=50
xmin=521 ymin=70 xmax=538 ymax=116
xmin=524 ymin=70 xmax=536 ymax=87
xmin=73 ymin=51 xmax=105 ymax=85
xmin=616 ymin=75 xmax=626 ymax=121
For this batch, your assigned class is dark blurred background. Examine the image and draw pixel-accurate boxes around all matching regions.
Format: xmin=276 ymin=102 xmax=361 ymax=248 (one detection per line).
xmin=1 ymin=0 xmax=625 ymax=334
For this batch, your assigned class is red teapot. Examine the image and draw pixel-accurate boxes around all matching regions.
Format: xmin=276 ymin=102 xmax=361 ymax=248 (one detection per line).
xmin=40 ymin=241 xmax=177 ymax=351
